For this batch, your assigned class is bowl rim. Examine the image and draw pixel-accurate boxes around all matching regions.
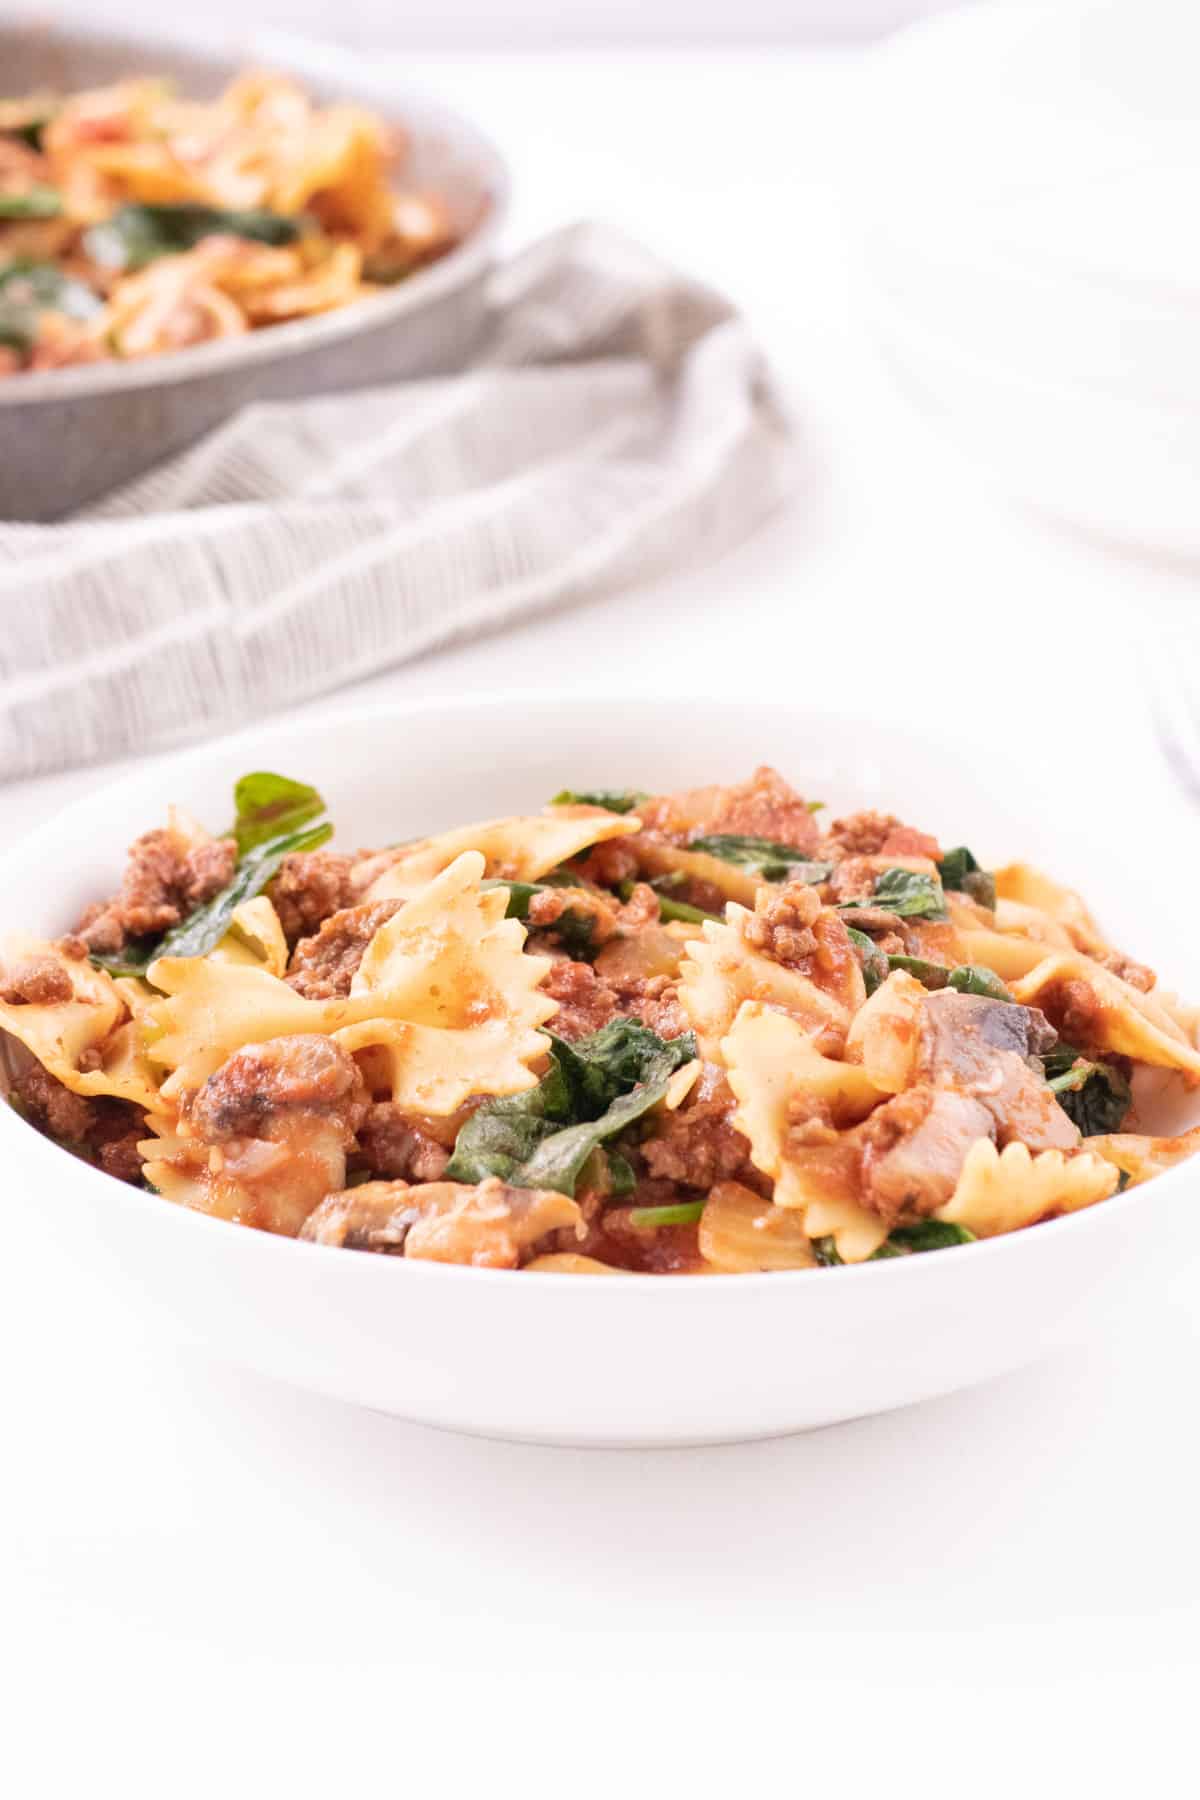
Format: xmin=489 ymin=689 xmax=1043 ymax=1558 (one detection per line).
xmin=0 ymin=687 xmax=1190 ymax=1294
xmin=0 ymin=18 xmax=511 ymax=408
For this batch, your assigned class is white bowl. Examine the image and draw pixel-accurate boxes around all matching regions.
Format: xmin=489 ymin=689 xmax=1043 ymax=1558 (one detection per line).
xmin=2 ymin=693 xmax=1198 ymax=1447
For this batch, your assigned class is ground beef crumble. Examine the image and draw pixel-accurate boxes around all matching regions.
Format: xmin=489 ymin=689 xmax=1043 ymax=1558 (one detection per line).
xmin=539 ymin=958 xmax=689 ymax=1042
xmin=743 ymin=882 xmax=821 ymax=967
xmin=76 ymin=829 xmax=237 ymax=954
xmin=1096 ymin=949 xmax=1156 ymax=994
xmin=356 ymin=1104 xmax=452 ymax=1182
xmin=286 ymin=899 xmax=402 ymax=999
xmin=12 ymin=1063 xmax=145 ymax=1183
xmin=268 ymin=851 xmax=359 ymax=946
xmin=539 ymin=960 xmax=618 ymax=1039
xmin=823 ymin=810 xmax=942 ymax=862
xmin=639 ymin=1068 xmax=761 ymax=1191
xmin=0 ymin=955 xmax=73 ymax=1006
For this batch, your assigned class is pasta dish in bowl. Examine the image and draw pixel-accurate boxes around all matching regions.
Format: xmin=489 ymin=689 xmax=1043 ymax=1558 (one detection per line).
xmin=0 ymin=23 xmax=506 ymax=518
xmin=2 ymin=697 xmax=1196 ymax=1443
xmin=0 ymin=69 xmax=459 ymax=377
xmin=4 ymin=755 xmax=1198 ymax=1271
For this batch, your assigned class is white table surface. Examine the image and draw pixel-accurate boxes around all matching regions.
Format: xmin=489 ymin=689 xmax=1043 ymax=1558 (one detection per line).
xmin=6 ymin=45 xmax=1200 ymax=1792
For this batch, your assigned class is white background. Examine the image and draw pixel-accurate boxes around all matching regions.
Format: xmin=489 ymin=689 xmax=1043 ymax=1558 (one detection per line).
xmin=6 ymin=21 xmax=1200 ymax=1797
xmin=41 ymin=0 xmax=960 ymax=48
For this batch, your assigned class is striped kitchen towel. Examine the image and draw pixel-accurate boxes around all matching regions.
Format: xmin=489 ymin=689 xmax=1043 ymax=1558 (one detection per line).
xmin=0 ymin=222 xmax=797 ymax=779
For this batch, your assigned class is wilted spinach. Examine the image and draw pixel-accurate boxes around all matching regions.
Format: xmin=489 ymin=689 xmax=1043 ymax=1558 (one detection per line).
xmin=484 ymin=877 xmax=599 ymax=959
xmin=886 ymin=953 xmax=952 ymax=989
xmin=84 ymin=202 xmax=303 ymax=272
xmin=629 ymin=1199 xmax=706 ymax=1228
xmin=445 ymin=1019 xmax=696 ymax=1195
xmin=945 ymin=964 xmax=1012 ymax=1002
xmin=815 ymin=1221 xmax=975 ymax=1263
xmin=847 ymin=926 xmax=888 ymax=996
xmin=841 ymin=867 xmax=948 ymax=921
xmin=90 ymin=772 xmax=332 ymax=979
xmin=1042 ymin=1045 xmax=1131 ymax=1136
xmin=230 ymin=771 xmax=326 ymax=855
xmin=0 ymin=260 xmax=102 ymax=353
xmin=550 ymin=788 xmax=648 ymax=814
xmin=938 ymin=846 xmax=996 ymax=911
xmin=871 ymin=1220 xmax=976 ymax=1257
xmin=1 ymin=109 xmax=55 ymax=150
xmin=0 ymin=186 xmax=61 ymax=219
xmin=687 ymin=834 xmax=833 ymax=884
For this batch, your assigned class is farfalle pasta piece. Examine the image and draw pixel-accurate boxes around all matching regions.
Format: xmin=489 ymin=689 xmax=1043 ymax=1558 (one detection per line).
xmin=334 ymin=1017 xmax=548 ymax=1118
xmin=1011 ymin=954 xmax=1200 ymax=1084
xmin=0 ymin=936 xmax=158 ymax=1110
xmin=1085 ymin=1128 xmax=1200 ymax=1188
xmin=362 ymin=810 xmax=640 ymax=902
xmin=994 ymin=863 xmax=1108 ymax=955
xmin=948 ymin=891 xmax=1076 ymax=982
xmin=952 ymin=926 xmax=1058 ymax=982
xmin=351 ymin=852 xmax=554 ymax=1031
xmin=145 ymin=854 xmax=553 ymax=1112
xmin=937 ymin=1139 xmax=1118 ymax=1236
xmin=844 ymin=969 xmax=927 ymax=1094
xmin=679 ymin=907 xmax=856 ymax=1054
xmin=207 ymin=897 xmax=290 ymax=979
xmin=698 ymin=1179 xmax=817 ymax=1273
xmin=146 ymin=958 xmax=329 ymax=1097
xmin=721 ymin=1002 xmax=887 ymax=1262
xmin=525 ymin=1254 xmax=629 ymax=1275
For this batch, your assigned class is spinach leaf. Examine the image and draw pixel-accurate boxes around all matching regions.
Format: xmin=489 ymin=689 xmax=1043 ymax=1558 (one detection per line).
xmin=946 ymin=964 xmax=1012 ymax=1002
xmin=1044 ymin=1053 xmax=1131 ymax=1136
xmin=628 ymin=1199 xmax=706 ymax=1228
xmin=442 ymin=1077 xmax=571 ymax=1185
xmin=938 ymin=846 xmax=996 ymax=911
xmin=8 ymin=123 xmax=51 ymax=153
xmin=484 ymin=877 xmax=599 ymax=958
xmin=90 ymin=818 xmax=332 ymax=979
xmin=886 ymin=953 xmax=951 ymax=989
xmin=0 ymin=260 xmax=102 ymax=352
xmin=841 ymin=867 xmax=948 ymax=920
xmin=158 ymin=821 xmax=332 ymax=962
xmin=445 ymin=1019 xmax=695 ymax=1195
xmin=871 ymin=1220 xmax=976 ymax=1258
xmin=817 ymin=1220 xmax=975 ymax=1262
xmin=687 ymin=834 xmax=833 ymax=884
xmin=657 ymin=894 xmax=721 ymax=925
xmin=231 ymin=771 xmax=325 ymax=855
xmin=84 ymin=202 xmax=303 ymax=272
xmin=551 ymin=788 xmax=648 ymax=814
xmin=515 ymin=1083 xmax=676 ymax=1195
xmin=847 ymin=926 xmax=888 ymax=996
xmin=483 ymin=878 xmax=542 ymax=920
xmin=884 ymin=959 xmax=1013 ymax=999
xmin=547 ymin=1018 xmax=696 ymax=1115
xmin=0 ymin=185 xmax=61 ymax=218
xmin=608 ymin=1151 xmax=636 ymax=1197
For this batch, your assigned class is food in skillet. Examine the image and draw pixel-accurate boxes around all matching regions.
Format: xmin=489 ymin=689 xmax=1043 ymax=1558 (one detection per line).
xmin=3 ymin=766 xmax=1198 ymax=1272
xmin=0 ymin=71 xmax=458 ymax=376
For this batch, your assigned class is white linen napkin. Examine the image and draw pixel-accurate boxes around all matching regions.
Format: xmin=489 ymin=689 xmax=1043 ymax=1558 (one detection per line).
xmin=0 ymin=223 xmax=796 ymax=781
